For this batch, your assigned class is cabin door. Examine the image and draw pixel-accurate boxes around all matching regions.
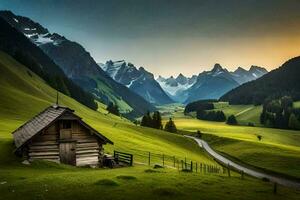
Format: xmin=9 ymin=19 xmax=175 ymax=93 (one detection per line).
xmin=59 ymin=141 xmax=76 ymax=165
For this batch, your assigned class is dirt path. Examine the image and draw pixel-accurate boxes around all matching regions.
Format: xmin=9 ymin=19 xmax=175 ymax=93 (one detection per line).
xmin=235 ymin=106 xmax=254 ymax=117
xmin=185 ymin=135 xmax=300 ymax=189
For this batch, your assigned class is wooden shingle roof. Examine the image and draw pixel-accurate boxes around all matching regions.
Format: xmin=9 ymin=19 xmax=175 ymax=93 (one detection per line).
xmin=12 ymin=105 xmax=113 ymax=150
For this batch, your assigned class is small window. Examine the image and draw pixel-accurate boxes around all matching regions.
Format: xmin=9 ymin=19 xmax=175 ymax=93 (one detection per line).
xmin=62 ymin=121 xmax=72 ymax=129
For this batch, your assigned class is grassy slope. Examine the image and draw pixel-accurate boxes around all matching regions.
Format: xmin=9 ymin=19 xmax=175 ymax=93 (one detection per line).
xmin=0 ymin=51 xmax=214 ymax=165
xmin=0 ymin=52 xmax=299 ymax=199
xmin=213 ymin=102 xmax=262 ymax=126
xmin=159 ymin=104 xmax=300 ymax=178
xmin=93 ymin=77 xmax=133 ymax=113
xmin=2 ymin=165 xmax=300 ymax=200
xmin=213 ymin=101 xmax=300 ymax=126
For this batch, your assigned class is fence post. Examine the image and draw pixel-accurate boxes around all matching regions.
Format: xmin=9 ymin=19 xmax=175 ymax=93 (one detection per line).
xmin=241 ymin=170 xmax=244 ymax=179
xmin=196 ymin=162 xmax=198 ymax=173
xmin=173 ymin=156 xmax=176 ymax=167
xmin=177 ymin=160 xmax=179 ymax=171
xmin=191 ymin=161 xmax=193 ymax=172
xmin=130 ymin=154 xmax=133 ymax=166
xmin=148 ymin=152 xmax=151 ymax=166
xmin=227 ymin=164 xmax=231 ymax=177
xmin=200 ymin=163 xmax=202 ymax=173
xmin=185 ymin=157 xmax=187 ymax=169
xmin=162 ymin=154 xmax=165 ymax=166
xmin=273 ymin=183 xmax=277 ymax=194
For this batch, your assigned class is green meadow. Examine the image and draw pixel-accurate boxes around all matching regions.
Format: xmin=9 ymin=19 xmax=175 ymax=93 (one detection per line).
xmin=3 ymin=52 xmax=299 ymax=199
xmin=159 ymin=103 xmax=300 ymax=179
xmin=1 ymin=51 xmax=300 ymax=200
xmin=213 ymin=102 xmax=262 ymax=126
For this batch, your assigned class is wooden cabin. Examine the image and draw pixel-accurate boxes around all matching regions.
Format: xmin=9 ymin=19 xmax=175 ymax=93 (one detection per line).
xmin=12 ymin=105 xmax=113 ymax=167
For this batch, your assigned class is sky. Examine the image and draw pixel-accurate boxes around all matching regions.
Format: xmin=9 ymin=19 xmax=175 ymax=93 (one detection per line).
xmin=1 ymin=0 xmax=300 ymax=77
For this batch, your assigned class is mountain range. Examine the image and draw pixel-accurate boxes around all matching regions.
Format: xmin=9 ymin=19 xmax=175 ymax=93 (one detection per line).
xmin=156 ymin=74 xmax=197 ymax=102
xmin=0 ymin=10 xmax=269 ymax=111
xmin=0 ymin=10 xmax=155 ymax=117
xmin=100 ymin=60 xmax=174 ymax=105
xmin=101 ymin=60 xmax=267 ymax=104
xmin=157 ymin=64 xmax=267 ymax=103
xmin=221 ymin=56 xmax=300 ymax=105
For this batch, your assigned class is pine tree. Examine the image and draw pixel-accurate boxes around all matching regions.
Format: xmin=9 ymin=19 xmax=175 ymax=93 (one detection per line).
xmin=106 ymin=102 xmax=120 ymax=116
xmin=288 ymin=113 xmax=300 ymax=130
xmin=164 ymin=118 xmax=177 ymax=133
xmin=152 ymin=111 xmax=162 ymax=129
xmin=226 ymin=115 xmax=237 ymax=125
xmin=141 ymin=111 xmax=152 ymax=127
xmin=196 ymin=130 xmax=202 ymax=138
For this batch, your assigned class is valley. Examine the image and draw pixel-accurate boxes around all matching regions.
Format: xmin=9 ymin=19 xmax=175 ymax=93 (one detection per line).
xmin=159 ymin=103 xmax=300 ymax=179
xmin=0 ymin=5 xmax=300 ymax=200
xmin=1 ymin=51 xmax=299 ymax=199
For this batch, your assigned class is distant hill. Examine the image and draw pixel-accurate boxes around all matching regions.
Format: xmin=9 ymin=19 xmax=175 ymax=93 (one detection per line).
xmin=220 ymin=56 xmax=300 ymax=104
xmin=100 ymin=60 xmax=174 ymax=105
xmin=0 ymin=16 xmax=97 ymax=110
xmin=0 ymin=10 xmax=155 ymax=117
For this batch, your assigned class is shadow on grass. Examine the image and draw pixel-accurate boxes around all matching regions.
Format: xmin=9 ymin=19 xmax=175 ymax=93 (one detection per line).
xmin=94 ymin=179 xmax=119 ymax=186
xmin=116 ymin=175 xmax=137 ymax=180
xmin=153 ymin=187 xmax=181 ymax=196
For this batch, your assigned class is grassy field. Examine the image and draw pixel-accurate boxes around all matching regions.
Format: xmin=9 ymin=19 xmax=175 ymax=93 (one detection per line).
xmin=213 ymin=102 xmax=262 ymax=126
xmin=3 ymin=52 xmax=298 ymax=199
xmin=0 ymin=51 xmax=216 ymax=164
xmin=159 ymin=104 xmax=300 ymax=178
xmin=2 ymin=164 xmax=300 ymax=200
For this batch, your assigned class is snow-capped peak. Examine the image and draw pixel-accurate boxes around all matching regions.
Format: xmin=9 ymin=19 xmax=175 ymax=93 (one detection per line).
xmin=0 ymin=11 xmax=64 ymax=47
xmin=156 ymin=74 xmax=197 ymax=96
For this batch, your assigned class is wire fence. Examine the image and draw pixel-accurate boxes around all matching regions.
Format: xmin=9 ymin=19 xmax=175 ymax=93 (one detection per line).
xmin=107 ymin=149 xmax=281 ymax=195
xmin=107 ymin=148 xmax=224 ymax=174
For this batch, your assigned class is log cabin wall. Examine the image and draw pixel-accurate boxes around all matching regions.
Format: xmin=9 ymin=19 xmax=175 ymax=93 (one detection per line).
xmin=71 ymin=121 xmax=101 ymax=166
xmin=27 ymin=123 xmax=60 ymax=163
xmin=27 ymin=120 xmax=103 ymax=166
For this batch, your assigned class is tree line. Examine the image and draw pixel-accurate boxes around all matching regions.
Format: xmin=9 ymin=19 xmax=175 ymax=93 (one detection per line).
xmin=140 ymin=111 xmax=177 ymax=133
xmin=184 ymin=100 xmax=216 ymax=114
xmin=196 ymin=110 xmax=226 ymax=122
xmin=260 ymin=96 xmax=300 ymax=130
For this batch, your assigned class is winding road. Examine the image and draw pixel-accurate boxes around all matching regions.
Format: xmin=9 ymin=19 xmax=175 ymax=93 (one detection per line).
xmin=185 ymin=135 xmax=300 ymax=189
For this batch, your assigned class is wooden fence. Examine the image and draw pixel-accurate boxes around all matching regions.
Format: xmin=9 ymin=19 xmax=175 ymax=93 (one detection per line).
xmin=112 ymin=149 xmax=222 ymax=174
xmin=114 ymin=150 xmax=133 ymax=166
xmin=111 ymin=149 xmax=280 ymax=195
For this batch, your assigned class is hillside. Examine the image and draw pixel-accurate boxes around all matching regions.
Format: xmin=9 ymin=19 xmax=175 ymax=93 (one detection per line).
xmin=0 ymin=15 xmax=97 ymax=110
xmin=101 ymin=60 xmax=173 ymax=105
xmin=1 ymin=51 xmax=300 ymax=200
xmin=159 ymin=104 xmax=300 ymax=178
xmin=0 ymin=51 xmax=215 ymax=164
xmin=221 ymin=56 xmax=300 ymax=105
xmin=0 ymin=10 xmax=155 ymax=117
